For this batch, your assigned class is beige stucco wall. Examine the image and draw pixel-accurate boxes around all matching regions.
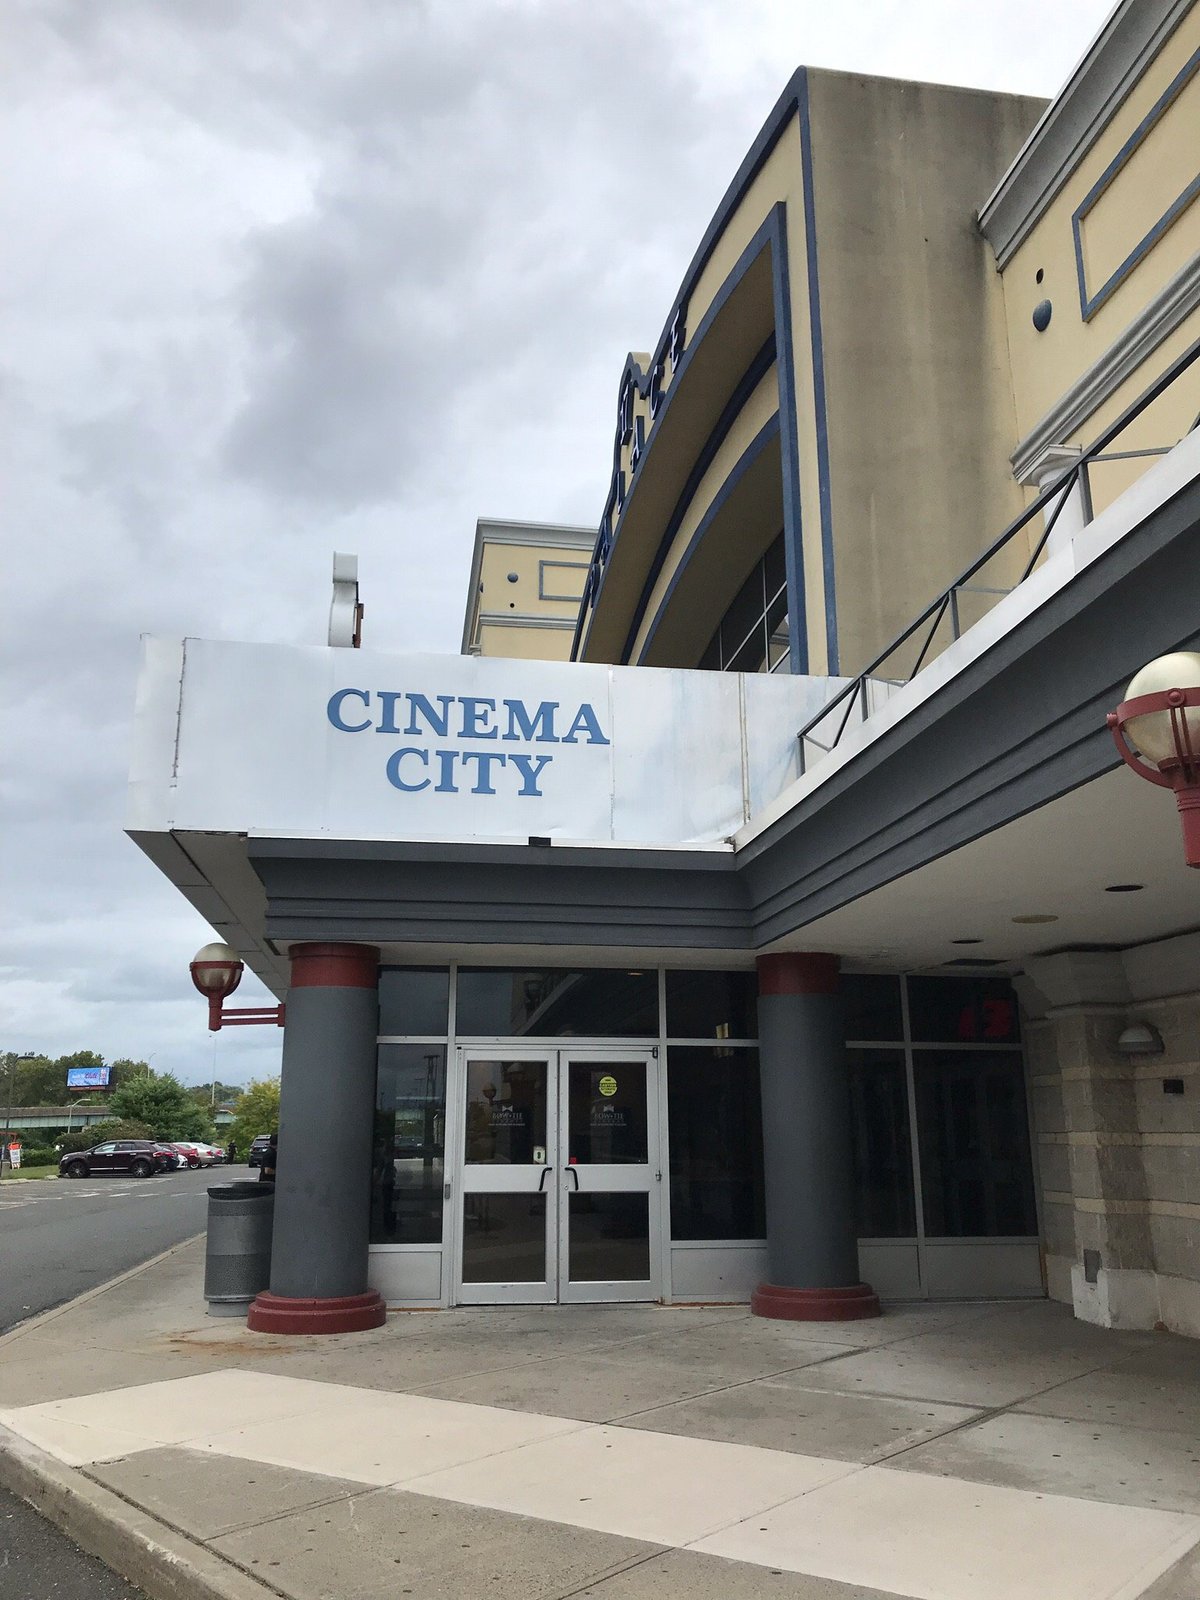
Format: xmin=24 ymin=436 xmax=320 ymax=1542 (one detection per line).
xmin=807 ymin=72 xmax=1045 ymax=678
xmin=475 ymin=620 xmax=576 ymax=661
xmin=1000 ymin=7 xmax=1200 ymax=459
xmin=465 ymin=526 xmax=591 ymax=660
xmin=478 ymin=541 xmax=587 ymax=627
xmin=578 ymin=43 xmax=1193 ymax=682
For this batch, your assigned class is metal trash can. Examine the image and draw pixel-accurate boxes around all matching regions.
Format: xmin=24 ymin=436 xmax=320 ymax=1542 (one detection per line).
xmin=204 ymin=1181 xmax=274 ymax=1317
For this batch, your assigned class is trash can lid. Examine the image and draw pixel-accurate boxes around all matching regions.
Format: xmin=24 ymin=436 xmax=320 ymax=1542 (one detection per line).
xmin=208 ymin=1181 xmax=273 ymax=1199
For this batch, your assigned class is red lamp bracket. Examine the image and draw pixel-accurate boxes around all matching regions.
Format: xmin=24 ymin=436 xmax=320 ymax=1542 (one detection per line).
xmin=204 ymin=998 xmax=286 ymax=1033
xmin=1108 ymin=686 xmax=1200 ymax=868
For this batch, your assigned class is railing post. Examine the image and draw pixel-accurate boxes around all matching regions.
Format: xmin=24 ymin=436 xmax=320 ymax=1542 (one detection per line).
xmin=1078 ymin=458 xmax=1094 ymax=526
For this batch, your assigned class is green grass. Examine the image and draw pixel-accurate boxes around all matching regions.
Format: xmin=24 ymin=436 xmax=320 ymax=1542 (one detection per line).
xmin=1 ymin=1165 xmax=58 ymax=1181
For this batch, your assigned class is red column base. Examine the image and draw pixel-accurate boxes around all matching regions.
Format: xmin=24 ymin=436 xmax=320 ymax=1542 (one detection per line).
xmin=247 ymin=1289 xmax=387 ymax=1335
xmin=751 ymin=1282 xmax=881 ymax=1321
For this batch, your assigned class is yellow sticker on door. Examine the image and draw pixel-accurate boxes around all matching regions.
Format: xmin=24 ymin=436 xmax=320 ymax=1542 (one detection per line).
xmin=598 ymin=1074 xmax=618 ymax=1097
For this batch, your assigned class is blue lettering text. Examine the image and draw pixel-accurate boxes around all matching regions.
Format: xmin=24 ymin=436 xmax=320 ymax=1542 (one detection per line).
xmin=405 ymin=693 xmax=454 ymax=738
xmin=459 ymin=697 xmax=498 ymax=739
xmin=562 ymin=702 xmax=609 ymax=745
xmin=434 ymin=749 xmax=458 ymax=793
xmin=509 ymin=753 xmax=552 ymax=796
xmin=385 ymin=747 xmax=430 ymax=792
xmin=459 ymin=750 xmax=504 ymax=794
xmin=327 ymin=688 xmax=371 ymax=733
xmin=376 ymin=690 xmax=403 ymax=735
xmin=502 ymin=699 xmax=559 ymax=742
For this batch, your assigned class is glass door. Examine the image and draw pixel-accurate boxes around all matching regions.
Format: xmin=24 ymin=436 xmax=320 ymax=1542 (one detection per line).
xmin=557 ymin=1053 xmax=660 ymax=1304
xmin=455 ymin=1049 xmax=661 ymax=1305
xmin=457 ymin=1053 xmax=556 ymax=1304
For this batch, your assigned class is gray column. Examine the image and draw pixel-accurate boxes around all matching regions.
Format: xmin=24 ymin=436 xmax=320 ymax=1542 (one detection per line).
xmin=248 ymin=943 xmax=385 ymax=1334
xmin=752 ymin=953 xmax=879 ymax=1320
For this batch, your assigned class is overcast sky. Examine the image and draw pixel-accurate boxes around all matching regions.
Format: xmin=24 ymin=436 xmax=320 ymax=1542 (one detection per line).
xmin=2 ymin=0 xmax=1113 ymax=1088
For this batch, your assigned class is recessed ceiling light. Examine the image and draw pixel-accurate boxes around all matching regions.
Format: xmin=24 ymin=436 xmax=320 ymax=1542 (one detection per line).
xmin=1104 ymin=883 xmax=1144 ymax=893
xmin=950 ymin=938 xmax=983 ymax=945
xmin=1012 ymin=914 xmax=1058 ymax=924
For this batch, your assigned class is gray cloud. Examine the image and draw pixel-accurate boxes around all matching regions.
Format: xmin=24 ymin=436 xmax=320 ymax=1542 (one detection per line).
xmin=2 ymin=0 xmax=1110 ymax=1081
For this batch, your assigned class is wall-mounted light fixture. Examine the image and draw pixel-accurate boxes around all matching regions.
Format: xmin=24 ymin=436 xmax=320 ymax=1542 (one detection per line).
xmin=189 ymin=943 xmax=285 ymax=1033
xmin=1108 ymin=652 xmax=1200 ymax=867
xmin=1115 ymin=1021 xmax=1164 ymax=1057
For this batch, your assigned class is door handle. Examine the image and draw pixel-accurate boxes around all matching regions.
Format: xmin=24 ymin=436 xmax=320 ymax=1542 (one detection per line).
xmin=565 ymin=1168 xmax=580 ymax=1191
xmin=537 ymin=1166 xmax=554 ymax=1192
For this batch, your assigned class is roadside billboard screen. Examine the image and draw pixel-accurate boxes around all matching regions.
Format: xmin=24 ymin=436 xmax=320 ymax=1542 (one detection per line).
xmin=67 ymin=1066 xmax=111 ymax=1090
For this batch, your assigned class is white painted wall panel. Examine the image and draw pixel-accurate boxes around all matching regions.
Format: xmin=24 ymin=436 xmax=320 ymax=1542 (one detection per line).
xmin=368 ymin=1249 xmax=444 ymax=1305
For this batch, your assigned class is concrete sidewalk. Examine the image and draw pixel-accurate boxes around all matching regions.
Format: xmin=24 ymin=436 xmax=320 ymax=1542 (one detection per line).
xmin=2 ymin=1241 xmax=1199 ymax=1600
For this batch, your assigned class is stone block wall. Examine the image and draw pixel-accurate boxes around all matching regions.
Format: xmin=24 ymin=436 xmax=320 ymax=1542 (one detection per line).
xmin=1017 ymin=941 xmax=1200 ymax=1339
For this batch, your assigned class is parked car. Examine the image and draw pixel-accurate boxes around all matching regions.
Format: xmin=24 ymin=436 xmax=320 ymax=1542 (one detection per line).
xmin=59 ymin=1140 xmax=161 ymax=1179
xmin=152 ymin=1143 xmax=181 ymax=1172
xmin=171 ymin=1143 xmax=202 ymax=1169
xmin=190 ymin=1143 xmax=220 ymax=1167
xmin=247 ymin=1134 xmax=272 ymax=1169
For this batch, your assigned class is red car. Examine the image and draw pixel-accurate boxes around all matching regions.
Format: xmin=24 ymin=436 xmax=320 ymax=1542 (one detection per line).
xmin=171 ymin=1143 xmax=203 ymax=1169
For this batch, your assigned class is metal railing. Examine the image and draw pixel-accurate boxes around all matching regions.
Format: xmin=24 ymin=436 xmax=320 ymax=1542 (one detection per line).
xmin=797 ymin=333 xmax=1200 ymax=773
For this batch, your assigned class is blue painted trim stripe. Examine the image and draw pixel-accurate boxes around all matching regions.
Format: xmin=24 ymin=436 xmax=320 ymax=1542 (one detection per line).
xmin=766 ymin=202 xmax=808 ymax=676
xmin=636 ymin=415 xmax=782 ymax=663
xmin=1072 ymin=44 xmax=1200 ymax=322
xmin=619 ymin=332 xmax=777 ymax=664
xmin=581 ymin=207 xmax=794 ymax=662
xmin=797 ymin=69 xmax=838 ymax=674
xmin=573 ymin=73 xmax=814 ymax=664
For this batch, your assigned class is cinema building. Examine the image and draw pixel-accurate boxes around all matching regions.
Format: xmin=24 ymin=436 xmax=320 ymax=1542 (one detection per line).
xmin=131 ymin=0 xmax=1200 ymax=1335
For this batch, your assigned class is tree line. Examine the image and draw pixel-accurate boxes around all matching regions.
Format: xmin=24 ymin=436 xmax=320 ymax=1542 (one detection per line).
xmin=1 ymin=1052 xmax=280 ymax=1161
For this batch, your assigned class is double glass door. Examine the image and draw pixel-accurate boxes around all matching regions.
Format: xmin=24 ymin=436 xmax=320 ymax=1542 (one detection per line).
xmin=456 ymin=1049 xmax=660 ymax=1304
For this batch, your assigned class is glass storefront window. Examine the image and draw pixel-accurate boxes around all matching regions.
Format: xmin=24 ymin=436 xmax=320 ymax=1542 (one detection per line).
xmin=907 ymin=975 xmax=1019 ymax=1044
xmin=461 ymin=1194 xmax=547 ymax=1283
xmin=456 ymin=969 xmax=658 ymax=1037
xmin=913 ymin=1050 xmax=1037 ymax=1237
xmin=463 ymin=1059 xmax=547 ymax=1164
xmin=698 ymin=531 xmax=791 ymax=675
xmin=569 ymin=1194 xmax=650 ymax=1282
xmin=665 ymin=970 xmax=757 ymax=1039
xmin=667 ymin=1046 xmax=765 ymax=1240
xmin=847 ymin=1048 xmax=915 ymax=1237
xmin=371 ymin=1045 xmax=446 ymax=1245
xmin=378 ymin=968 xmax=450 ymax=1036
xmin=567 ymin=1061 xmax=649 ymax=1164
xmin=842 ymin=974 xmax=904 ymax=1041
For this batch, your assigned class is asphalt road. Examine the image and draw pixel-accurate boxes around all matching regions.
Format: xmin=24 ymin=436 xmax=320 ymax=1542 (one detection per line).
xmin=0 ymin=1485 xmax=148 ymax=1600
xmin=0 ymin=1163 xmax=240 ymax=1335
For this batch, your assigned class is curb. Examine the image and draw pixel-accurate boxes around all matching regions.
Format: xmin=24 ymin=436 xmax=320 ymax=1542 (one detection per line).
xmin=0 ymin=1423 xmax=278 ymax=1600
xmin=0 ymin=1232 xmax=205 ymax=1348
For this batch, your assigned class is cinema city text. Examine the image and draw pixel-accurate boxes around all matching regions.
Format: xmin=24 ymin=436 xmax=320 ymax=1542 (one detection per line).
xmin=326 ymin=689 xmax=609 ymax=797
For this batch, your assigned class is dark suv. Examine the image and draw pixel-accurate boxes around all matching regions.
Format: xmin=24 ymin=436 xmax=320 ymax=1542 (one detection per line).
xmin=247 ymin=1134 xmax=272 ymax=1169
xmin=59 ymin=1140 xmax=162 ymax=1179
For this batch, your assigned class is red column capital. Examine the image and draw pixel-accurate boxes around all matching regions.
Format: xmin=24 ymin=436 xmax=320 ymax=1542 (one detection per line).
xmin=288 ymin=943 xmax=380 ymax=990
xmin=756 ymin=952 xmax=840 ymax=997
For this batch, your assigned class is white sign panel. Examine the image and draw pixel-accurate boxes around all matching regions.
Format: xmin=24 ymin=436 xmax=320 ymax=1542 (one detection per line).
xmin=129 ymin=638 xmax=842 ymax=849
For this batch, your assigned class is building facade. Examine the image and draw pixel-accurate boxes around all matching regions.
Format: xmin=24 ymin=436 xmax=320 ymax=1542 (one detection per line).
xmin=130 ymin=0 xmax=1200 ymax=1336
xmin=461 ymin=519 xmax=594 ymax=662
